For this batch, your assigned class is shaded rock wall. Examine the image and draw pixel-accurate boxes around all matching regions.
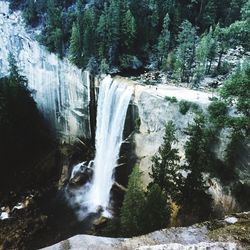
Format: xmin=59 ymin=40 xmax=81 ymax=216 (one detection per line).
xmin=0 ymin=1 xmax=91 ymax=141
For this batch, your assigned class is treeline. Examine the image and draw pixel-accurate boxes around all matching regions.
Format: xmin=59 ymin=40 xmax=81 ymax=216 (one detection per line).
xmin=9 ymin=0 xmax=250 ymax=83
xmin=0 ymin=54 xmax=55 ymax=192
xmin=102 ymin=62 xmax=250 ymax=236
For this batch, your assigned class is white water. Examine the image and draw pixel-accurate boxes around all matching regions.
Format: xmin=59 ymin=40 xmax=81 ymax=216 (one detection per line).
xmin=67 ymin=76 xmax=133 ymax=218
xmin=86 ymin=76 xmax=133 ymax=215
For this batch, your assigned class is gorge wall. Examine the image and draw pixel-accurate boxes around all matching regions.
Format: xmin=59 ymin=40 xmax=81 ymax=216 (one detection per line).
xmin=1 ymin=1 xmax=248 ymax=212
xmin=0 ymin=1 xmax=91 ymax=141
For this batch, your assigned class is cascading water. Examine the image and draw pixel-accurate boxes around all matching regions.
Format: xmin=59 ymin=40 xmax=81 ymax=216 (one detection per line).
xmin=68 ymin=75 xmax=133 ymax=218
xmin=87 ymin=76 xmax=133 ymax=215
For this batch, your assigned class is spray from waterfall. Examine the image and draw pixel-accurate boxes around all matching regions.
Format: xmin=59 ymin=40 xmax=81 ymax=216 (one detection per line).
xmin=66 ymin=75 xmax=133 ymax=219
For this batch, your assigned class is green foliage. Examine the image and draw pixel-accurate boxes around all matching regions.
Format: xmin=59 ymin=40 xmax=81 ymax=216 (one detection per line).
xmin=165 ymin=96 xmax=178 ymax=103
xmin=174 ymin=20 xmax=197 ymax=83
xmin=38 ymin=0 xmax=64 ymax=56
xmin=23 ymin=0 xmax=38 ymax=26
xmin=190 ymin=103 xmax=201 ymax=113
xmin=121 ymin=165 xmax=172 ymax=237
xmin=150 ymin=121 xmax=181 ymax=200
xmin=208 ymin=100 xmax=228 ymax=128
xmin=220 ymin=63 xmax=250 ymax=134
xmin=179 ymin=114 xmax=213 ymax=225
xmin=179 ymin=100 xmax=192 ymax=115
xmin=194 ymin=28 xmax=218 ymax=83
xmin=100 ymin=59 xmax=110 ymax=74
xmin=143 ymin=184 xmax=171 ymax=233
xmin=120 ymin=165 xmax=146 ymax=236
xmin=223 ymin=131 xmax=243 ymax=181
xmin=157 ymin=14 xmax=171 ymax=69
xmin=69 ymin=22 xmax=81 ymax=66
xmin=8 ymin=53 xmax=27 ymax=87
xmin=12 ymin=0 xmax=249 ymax=75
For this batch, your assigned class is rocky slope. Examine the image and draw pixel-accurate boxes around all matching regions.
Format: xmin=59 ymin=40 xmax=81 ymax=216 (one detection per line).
xmin=42 ymin=212 xmax=250 ymax=250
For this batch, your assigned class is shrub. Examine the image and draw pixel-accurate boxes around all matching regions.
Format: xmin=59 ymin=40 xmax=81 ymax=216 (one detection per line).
xmin=190 ymin=103 xmax=201 ymax=112
xmin=179 ymin=100 xmax=192 ymax=115
xmin=165 ymin=96 xmax=178 ymax=103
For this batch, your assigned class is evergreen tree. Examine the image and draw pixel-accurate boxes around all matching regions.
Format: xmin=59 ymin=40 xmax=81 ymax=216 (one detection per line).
xmin=150 ymin=121 xmax=181 ymax=200
xmin=143 ymin=184 xmax=171 ymax=233
xmin=179 ymin=114 xmax=213 ymax=225
xmin=121 ymin=9 xmax=136 ymax=53
xmin=23 ymin=0 xmax=38 ymax=26
xmin=220 ymin=63 xmax=250 ymax=134
xmin=225 ymin=0 xmax=244 ymax=25
xmin=8 ymin=53 xmax=27 ymax=87
xmin=201 ymin=0 xmax=217 ymax=29
xmin=194 ymin=27 xmax=218 ymax=83
xmin=120 ymin=165 xmax=146 ymax=237
xmin=69 ymin=22 xmax=81 ymax=66
xmin=39 ymin=0 xmax=64 ymax=56
xmin=81 ymin=9 xmax=97 ymax=66
xmin=174 ymin=20 xmax=197 ymax=83
xmin=157 ymin=14 xmax=171 ymax=69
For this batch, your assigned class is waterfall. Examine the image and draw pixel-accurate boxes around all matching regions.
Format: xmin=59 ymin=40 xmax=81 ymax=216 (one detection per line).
xmin=67 ymin=76 xmax=133 ymax=219
xmin=85 ymin=76 xmax=133 ymax=216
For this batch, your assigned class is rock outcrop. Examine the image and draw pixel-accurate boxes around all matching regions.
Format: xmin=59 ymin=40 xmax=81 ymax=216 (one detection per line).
xmin=132 ymin=82 xmax=213 ymax=185
xmin=42 ymin=212 xmax=250 ymax=250
xmin=0 ymin=1 xmax=91 ymax=141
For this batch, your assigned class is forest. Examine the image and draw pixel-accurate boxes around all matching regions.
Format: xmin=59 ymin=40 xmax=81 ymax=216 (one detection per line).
xmin=9 ymin=0 xmax=250 ymax=84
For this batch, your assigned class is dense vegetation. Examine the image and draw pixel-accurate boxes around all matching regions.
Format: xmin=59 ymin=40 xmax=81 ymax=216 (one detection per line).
xmin=0 ymin=54 xmax=55 ymax=192
xmin=9 ymin=0 xmax=250 ymax=82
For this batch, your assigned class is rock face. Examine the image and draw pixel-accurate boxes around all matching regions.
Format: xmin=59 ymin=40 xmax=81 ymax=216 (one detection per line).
xmin=0 ymin=1 xmax=91 ymax=141
xmin=132 ymin=83 xmax=213 ymax=185
xmin=41 ymin=211 xmax=250 ymax=250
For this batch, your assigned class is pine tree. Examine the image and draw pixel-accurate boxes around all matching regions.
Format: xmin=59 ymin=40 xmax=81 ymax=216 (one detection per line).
xmin=23 ymin=0 xmax=38 ymax=26
xmin=39 ymin=0 xmax=64 ymax=56
xmin=81 ymin=9 xmax=97 ymax=66
xmin=194 ymin=27 xmax=218 ymax=84
xmin=220 ymin=64 xmax=250 ymax=134
xmin=143 ymin=184 xmax=171 ymax=233
xmin=121 ymin=9 xmax=136 ymax=52
xmin=120 ymin=165 xmax=146 ymax=237
xmin=225 ymin=0 xmax=244 ymax=25
xmin=150 ymin=121 xmax=181 ymax=200
xmin=201 ymin=0 xmax=217 ymax=29
xmin=96 ymin=0 xmax=121 ymax=65
xmin=69 ymin=22 xmax=81 ymax=66
xmin=179 ymin=114 xmax=213 ymax=225
xmin=8 ymin=53 xmax=27 ymax=87
xmin=157 ymin=14 xmax=171 ymax=69
xmin=174 ymin=20 xmax=197 ymax=83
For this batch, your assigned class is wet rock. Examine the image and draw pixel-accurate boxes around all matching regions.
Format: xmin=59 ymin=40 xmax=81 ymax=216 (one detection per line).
xmin=93 ymin=216 xmax=108 ymax=229
xmin=69 ymin=164 xmax=93 ymax=187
